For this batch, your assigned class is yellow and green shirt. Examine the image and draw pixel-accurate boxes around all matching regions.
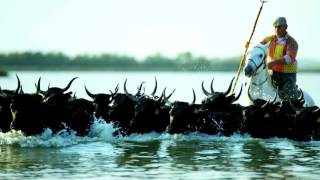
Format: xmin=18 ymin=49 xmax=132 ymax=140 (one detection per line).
xmin=261 ymin=34 xmax=298 ymax=73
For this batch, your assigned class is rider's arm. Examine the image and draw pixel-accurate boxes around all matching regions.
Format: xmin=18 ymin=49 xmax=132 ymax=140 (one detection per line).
xmin=285 ymin=37 xmax=298 ymax=64
xmin=260 ymin=35 xmax=274 ymax=45
xmin=268 ymin=35 xmax=298 ymax=68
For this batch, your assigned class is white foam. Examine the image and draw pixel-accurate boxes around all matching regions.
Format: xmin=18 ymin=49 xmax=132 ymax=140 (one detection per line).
xmin=87 ymin=117 xmax=118 ymax=141
xmin=0 ymin=117 xmax=255 ymax=147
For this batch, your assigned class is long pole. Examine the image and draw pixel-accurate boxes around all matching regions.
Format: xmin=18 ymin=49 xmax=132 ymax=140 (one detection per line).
xmin=231 ymin=0 xmax=266 ymax=95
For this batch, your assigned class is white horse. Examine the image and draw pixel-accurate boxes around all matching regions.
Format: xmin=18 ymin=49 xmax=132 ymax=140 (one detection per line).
xmin=243 ymin=43 xmax=315 ymax=107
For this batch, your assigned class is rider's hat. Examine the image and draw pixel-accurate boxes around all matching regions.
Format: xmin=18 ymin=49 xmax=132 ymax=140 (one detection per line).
xmin=273 ymin=17 xmax=287 ymax=27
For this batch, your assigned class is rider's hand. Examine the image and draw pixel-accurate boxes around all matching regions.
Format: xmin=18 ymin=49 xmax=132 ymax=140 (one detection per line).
xmin=245 ymin=42 xmax=250 ymax=49
xmin=267 ymin=61 xmax=276 ymax=69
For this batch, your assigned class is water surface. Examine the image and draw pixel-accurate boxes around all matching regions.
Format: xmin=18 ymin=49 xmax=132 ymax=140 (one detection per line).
xmin=1 ymin=71 xmax=320 ymax=179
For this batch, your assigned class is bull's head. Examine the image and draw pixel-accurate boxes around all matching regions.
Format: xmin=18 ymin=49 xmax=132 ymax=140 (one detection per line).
xmin=167 ymin=89 xmax=199 ymax=134
xmin=201 ymin=77 xmax=242 ymax=109
xmin=85 ymin=84 xmax=119 ymax=120
xmin=37 ymin=77 xmax=78 ymax=104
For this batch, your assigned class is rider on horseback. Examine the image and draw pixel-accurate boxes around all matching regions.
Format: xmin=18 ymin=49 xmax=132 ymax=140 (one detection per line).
xmin=260 ymin=17 xmax=300 ymax=101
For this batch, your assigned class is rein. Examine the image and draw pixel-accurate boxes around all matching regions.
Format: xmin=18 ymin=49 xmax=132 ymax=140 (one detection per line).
xmin=248 ymin=58 xmax=265 ymax=72
xmin=250 ymin=46 xmax=268 ymax=86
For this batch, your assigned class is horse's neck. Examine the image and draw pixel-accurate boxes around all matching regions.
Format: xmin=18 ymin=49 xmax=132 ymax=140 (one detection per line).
xmin=246 ymin=68 xmax=279 ymax=104
xmin=252 ymin=68 xmax=271 ymax=86
xmin=249 ymin=67 xmax=275 ymax=94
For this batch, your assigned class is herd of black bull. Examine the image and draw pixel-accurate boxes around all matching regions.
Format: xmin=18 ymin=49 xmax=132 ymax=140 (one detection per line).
xmin=1 ymin=76 xmax=320 ymax=141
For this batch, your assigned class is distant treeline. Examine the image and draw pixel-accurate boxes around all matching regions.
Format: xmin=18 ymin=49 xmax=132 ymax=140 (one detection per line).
xmin=0 ymin=51 xmax=240 ymax=71
xmin=0 ymin=52 xmax=319 ymax=72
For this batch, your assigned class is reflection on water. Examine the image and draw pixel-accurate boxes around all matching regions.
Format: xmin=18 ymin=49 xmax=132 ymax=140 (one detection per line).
xmin=242 ymin=140 xmax=284 ymax=178
xmin=2 ymin=135 xmax=320 ymax=179
xmin=115 ymin=141 xmax=161 ymax=168
xmin=0 ymin=145 xmax=80 ymax=178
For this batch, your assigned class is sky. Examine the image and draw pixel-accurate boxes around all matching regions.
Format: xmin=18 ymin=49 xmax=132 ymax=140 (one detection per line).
xmin=0 ymin=0 xmax=319 ymax=61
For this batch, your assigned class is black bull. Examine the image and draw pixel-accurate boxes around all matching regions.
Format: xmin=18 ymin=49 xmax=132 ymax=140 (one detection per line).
xmin=1 ymin=76 xmax=320 ymax=141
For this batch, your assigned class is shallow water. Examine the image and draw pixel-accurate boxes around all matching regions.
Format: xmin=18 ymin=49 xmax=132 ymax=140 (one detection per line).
xmin=1 ymin=71 xmax=320 ymax=179
xmin=2 ymin=123 xmax=320 ymax=179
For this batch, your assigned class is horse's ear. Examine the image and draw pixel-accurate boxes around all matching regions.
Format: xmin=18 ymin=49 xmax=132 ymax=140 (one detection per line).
xmin=257 ymin=43 xmax=268 ymax=54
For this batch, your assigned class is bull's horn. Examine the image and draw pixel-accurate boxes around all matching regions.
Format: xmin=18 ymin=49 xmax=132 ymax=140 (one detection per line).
xmin=312 ymin=107 xmax=320 ymax=114
xmin=84 ymin=86 xmax=96 ymax=99
xmin=260 ymin=99 xmax=270 ymax=108
xmin=191 ymin=89 xmax=196 ymax=105
xmin=298 ymin=88 xmax=304 ymax=103
xmin=260 ymin=88 xmax=278 ymax=108
xmin=151 ymin=77 xmax=157 ymax=96
xmin=63 ymin=77 xmax=78 ymax=92
xmin=115 ymin=83 xmax=119 ymax=94
xmin=223 ymin=77 xmax=235 ymax=96
xmin=109 ymin=84 xmax=119 ymax=102
xmin=163 ymin=88 xmax=176 ymax=102
xmin=201 ymin=81 xmax=211 ymax=96
xmin=210 ymin=78 xmax=215 ymax=94
xmin=136 ymin=82 xmax=145 ymax=96
xmin=233 ymin=85 xmax=243 ymax=103
xmin=35 ymin=77 xmax=44 ymax=94
xmin=124 ymin=78 xmax=130 ymax=95
xmin=15 ymin=74 xmax=21 ymax=95
xmin=110 ymin=83 xmax=119 ymax=96
xmin=157 ymin=89 xmax=165 ymax=103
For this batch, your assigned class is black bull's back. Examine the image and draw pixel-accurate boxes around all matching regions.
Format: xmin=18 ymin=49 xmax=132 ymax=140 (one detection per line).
xmin=2 ymin=76 xmax=320 ymax=141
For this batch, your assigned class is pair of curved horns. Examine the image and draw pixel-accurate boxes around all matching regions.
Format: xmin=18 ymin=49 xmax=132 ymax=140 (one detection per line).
xmin=202 ymin=77 xmax=235 ymax=97
xmin=36 ymin=77 xmax=78 ymax=94
xmin=124 ymin=77 xmax=158 ymax=97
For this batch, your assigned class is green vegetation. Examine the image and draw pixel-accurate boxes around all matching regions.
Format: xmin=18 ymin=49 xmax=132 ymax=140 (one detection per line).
xmin=0 ymin=68 xmax=7 ymax=76
xmin=0 ymin=51 xmax=319 ymax=72
xmin=0 ymin=51 xmax=240 ymax=72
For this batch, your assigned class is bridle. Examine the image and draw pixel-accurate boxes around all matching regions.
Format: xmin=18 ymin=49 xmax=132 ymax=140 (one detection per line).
xmin=248 ymin=58 xmax=265 ymax=72
xmin=248 ymin=46 xmax=268 ymax=86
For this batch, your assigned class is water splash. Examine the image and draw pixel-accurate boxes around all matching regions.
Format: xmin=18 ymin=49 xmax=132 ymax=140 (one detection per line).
xmin=88 ymin=117 xmax=118 ymax=140
xmin=0 ymin=117 xmax=257 ymax=148
xmin=0 ymin=118 xmax=119 ymax=147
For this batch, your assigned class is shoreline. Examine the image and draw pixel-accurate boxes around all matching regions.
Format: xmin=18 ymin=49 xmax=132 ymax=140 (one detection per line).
xmin=2 ymin=67 xmax=320 ymax=73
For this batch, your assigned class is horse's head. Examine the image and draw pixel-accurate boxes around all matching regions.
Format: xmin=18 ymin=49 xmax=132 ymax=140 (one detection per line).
xmin=244 ymin=44 xmax=268 ymax=77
